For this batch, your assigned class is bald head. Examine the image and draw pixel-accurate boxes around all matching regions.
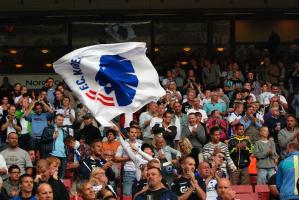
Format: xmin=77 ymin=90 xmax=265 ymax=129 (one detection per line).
xmin=198 ymin=162 xmax=211 ymax=179
xmin=36 ymin=183 xmax=53 ymax=200
xmin=217 ymin=178 xmax=232 ymax=198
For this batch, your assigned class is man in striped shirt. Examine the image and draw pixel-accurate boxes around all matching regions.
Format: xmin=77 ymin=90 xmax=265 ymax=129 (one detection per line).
xmin=203 ymin=127 xmax=236 ymax=175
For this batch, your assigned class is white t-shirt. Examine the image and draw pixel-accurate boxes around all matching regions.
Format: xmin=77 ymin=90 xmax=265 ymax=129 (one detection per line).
xmin=14 ymin=96 xmax=32 ymax=105
xmin=115 ymin=140 xmax=142 ymax=171
xmin=56 ymin=108 xmax=75 ymax=136
xmin=150 ymin=117 xmax=163 ymax=129
xmin=0 ymin=154 xmax=8 ymax=179
xmin=258 ymin=92 xmax=272 ymax=105
xmin=5 ymin=116 xmax=17 ymax=136
xmin=174 ymin=115 xmax=182 ymax=140
xmin=268 ymin=93 xmax=288 ymax=104
xmin=206 ymin=179 xmax=218 ymax=200
xmin=19 ymin=111 xmax=29 ymax=134
xmin=227 ymin=112 xmax=242 ymax=124
xmin=139 ymin=111 xmax=154 ymax=139
xmin=227 ymin=112 xmax=242 ymax=134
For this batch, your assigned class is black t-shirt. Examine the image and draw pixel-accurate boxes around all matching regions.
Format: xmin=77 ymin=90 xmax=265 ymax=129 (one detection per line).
xmin=182 ymin=102 xmax=192 ymax=114
xmin=171 ymin=176 xmax=206 ymax=200
xmin=132 ymin=179 xmax=147 ymax=197
xmin=132 ymin=178 xmax=170 ymax=196
xmin=143 ymin=188 xmax=165 ymax=200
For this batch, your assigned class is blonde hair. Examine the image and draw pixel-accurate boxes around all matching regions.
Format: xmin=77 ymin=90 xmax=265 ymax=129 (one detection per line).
xmin=178 ymin=138 xmax=193 ymax=155
xmin=46 ymin=156 xmax=61 ymax=167
xmin=89 ymin=167 xmax=106 ymax=185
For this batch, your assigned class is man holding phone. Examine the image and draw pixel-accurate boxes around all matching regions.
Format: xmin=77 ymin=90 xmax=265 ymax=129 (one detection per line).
xmin=40 ymin=114 xmax=69 ymax=179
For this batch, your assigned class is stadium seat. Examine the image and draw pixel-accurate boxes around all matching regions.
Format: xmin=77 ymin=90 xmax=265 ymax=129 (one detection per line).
xmin=235 ymin=193 xmax=259 ymax=200
xmin=231 ymin=185 xmax=253 ymax=194
xmin=255 ymin=185 xmax=270 ymax=200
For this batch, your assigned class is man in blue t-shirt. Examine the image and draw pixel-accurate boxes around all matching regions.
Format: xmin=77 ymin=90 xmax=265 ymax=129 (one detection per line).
xmin=25 ymin=101 xmax=53 ymax=150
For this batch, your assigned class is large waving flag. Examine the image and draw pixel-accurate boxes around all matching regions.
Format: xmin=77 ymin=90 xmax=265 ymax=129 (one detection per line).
xmin=53 ymin=42 xmax=165 ymax=125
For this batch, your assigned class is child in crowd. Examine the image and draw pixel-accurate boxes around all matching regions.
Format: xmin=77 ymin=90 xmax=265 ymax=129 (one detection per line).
xmin=254 ymin=126 xmax=278 ymax=184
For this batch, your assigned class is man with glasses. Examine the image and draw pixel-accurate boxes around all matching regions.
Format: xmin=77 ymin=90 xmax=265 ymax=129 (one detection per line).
xmin=3 ymin=165 xmax=21 ymax=198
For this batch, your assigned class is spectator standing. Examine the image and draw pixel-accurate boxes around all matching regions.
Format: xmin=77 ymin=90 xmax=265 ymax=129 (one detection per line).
xmin=55 ymin=96 xmax=75 ymax=136
xmin=276 ymin=143 xmax=299 ymax=200
xmin=228 ymin=124 xmax=253 ymax=185
xmin=171 ymin=156 xmax=206 ymax=200
xmin=187 ymin=98 xmax=208 ymax=123
xmin=102 ymin=129 xmax=120 ymax=154
xmin=182 ymin=89 xmax=196 ymax=114
xmin=264 ymin=106 xmax=287 ymax=142
xmin=254 ymin=127 xmax=278 ymax=184
xmin=240 ymin=105 xmax=263 ymax=143
xmin=278 ymin=115 xmax=299 ymax=159
xmin=44 ymin=77 xmax=56 ymax=105
xmin=25 ymin=101 xmax=53 ymax=150
xmin=203 ymin=92 xmax=227 ymax=116
xmin=77 ymin=113 xmax=102 ymax=145
xmin=115 ymin=126 xmax=142 ymax=198
xmin=206 ymin=110 xmax=228 ymax=141
xmin=227 ymin=103 xmax=244 ymax=137
xmin=182 ymin=113 xmax=206 ymax=153
xmin=172 ymin=102 xmax=188 ymax=147
xmin=152 ymin=110 xmax=177 ymax=148
xmin=40 ymin=114 xmax=68 ymax=179
xmin=203 ymin=127 xmax=236 ymax=175
xmin=269 ymin=83 xmax=288 ymax=110
xmin=15 ymin=98 xmax=32 ymax=150
xmin=135 ymin=167 xmax=178 ymax=200
xmin=1 ymin=132 xmax=32 ymax=175
xmin=139 ymin=102 xmax=158 ymax=144
xmin=224 ymin=70 xmax=243 ymax=99
xmin=0 ymin=96 xmax=10 ymax=119
xmin=198 ymin=162 xmax=218 ymax=200
xmin=0 ymin=105 xmax=21 ymax=145
xmin=79 ymin=139 xmax=115 ymax=181
xmin=202 ymin=58 xmax=220 ymax=90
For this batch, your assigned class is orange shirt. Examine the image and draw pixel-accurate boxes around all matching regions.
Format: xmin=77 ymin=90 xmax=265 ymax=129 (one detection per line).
xmin=102 ymin=140 xmax=121 ymax=153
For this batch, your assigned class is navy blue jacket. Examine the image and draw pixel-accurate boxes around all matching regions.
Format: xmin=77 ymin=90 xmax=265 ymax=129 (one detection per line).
xmin=79 ymin=156 xmax=115 ymax=181
xmin=40 ymin=125 xmax=69 ymax=158
xmin=135 ymin=188 xmax=178 ymax=200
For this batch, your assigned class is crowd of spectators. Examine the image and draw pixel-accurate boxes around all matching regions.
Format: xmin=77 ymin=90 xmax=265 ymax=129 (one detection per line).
xmin=0 ymin=55 xmax=299 ymax=200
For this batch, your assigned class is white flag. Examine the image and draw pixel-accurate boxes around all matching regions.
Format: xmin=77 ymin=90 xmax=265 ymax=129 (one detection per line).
xmin=53 ymin=42 xmax=165 ymax=126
